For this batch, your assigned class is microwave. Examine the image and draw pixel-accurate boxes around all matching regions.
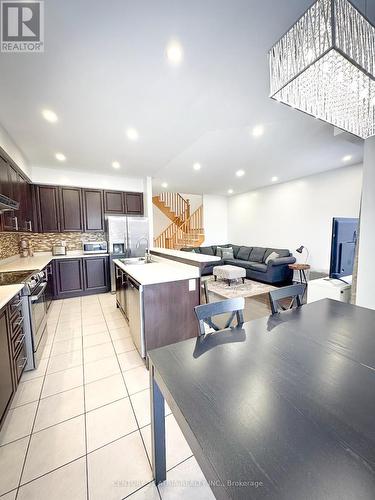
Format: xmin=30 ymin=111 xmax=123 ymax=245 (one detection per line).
xmin=83 ymin=241 xmax=108 ymax=254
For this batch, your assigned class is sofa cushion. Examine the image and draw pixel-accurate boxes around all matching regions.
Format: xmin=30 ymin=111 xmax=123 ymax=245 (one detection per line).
xmin=231 ymin=245 xmax=241 ymax=258
xmin=249 ymin=247 xmax=266 ymax=263
xmin=200 ymin=246 xmax=215 ymax=256
xmin=249 ymin=262 xmax=268 ymax=273
xmin=216 ymin=246 xmax=234 ymax=259
xmin=264 ymin=248 xmax=290 ymax=261
xmin=237 ymin=246 xmax=252 ymax=260
xmin=265 ymin=251 xmax=279 ymax=264
xmin=223 ymin=259 xmax=253 ymax=270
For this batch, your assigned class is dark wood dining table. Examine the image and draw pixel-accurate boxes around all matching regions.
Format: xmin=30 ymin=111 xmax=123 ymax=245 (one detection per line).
xmin=148 ymin=299 xmax=375 ymax=499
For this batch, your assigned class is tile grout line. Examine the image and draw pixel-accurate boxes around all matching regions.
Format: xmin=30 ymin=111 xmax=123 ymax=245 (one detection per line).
xmin=14 ymin=300 xmax=64 ymax=498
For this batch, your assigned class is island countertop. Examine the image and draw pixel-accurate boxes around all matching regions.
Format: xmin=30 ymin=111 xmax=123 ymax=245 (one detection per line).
xmin=0 ymin=251 xmax=110 ymax=273
xmin=114 ymin=256 xmax=200 ymax=285
xmin=150 ymin=247 xmax=220 ymax=264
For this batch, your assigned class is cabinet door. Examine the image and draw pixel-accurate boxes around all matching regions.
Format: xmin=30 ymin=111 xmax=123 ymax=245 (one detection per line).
xmin=125 ymin=192 xmax=144 ymax=215
xmin=0 ymin=155 xmax=11 ymax=198
xmin=18 ymin=175 xmax=28 ymax=232
xmin=83 ymin=256 xmax=109 ymax=293
xmin=24 ymin=182 xmax=34 ymax=232
xmin=2 ymin=166 xmax=19 ymax=231
xmin=83 ymin=189 xmax=104 ymax=231
xmin=59 ymin=187 xmax=84 ymax=232
xmin=55 ymin=259 xmax=84 ymax=297
xmin=36 ymin=186 xmax=60 ymax=232
xmin=0 ymin=308 xmax=13 ymax=423
xmin=104 ymin=190 xmax=125 ymax=214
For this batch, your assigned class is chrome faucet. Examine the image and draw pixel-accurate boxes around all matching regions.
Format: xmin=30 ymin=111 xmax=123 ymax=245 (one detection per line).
xmin=136 ymin=237 xmax=152 ymax=262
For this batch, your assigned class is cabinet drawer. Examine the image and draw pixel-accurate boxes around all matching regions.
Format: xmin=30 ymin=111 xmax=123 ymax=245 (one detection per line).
xmin=10 ymin=311 xmax=23 ymax=338
xmin=9 ymin=294 xmax=22 ymax=320
xmin=11 ymin=327 xmax=25 ymax=357
xmin=14 ymin=341 xmax=27 ymax=382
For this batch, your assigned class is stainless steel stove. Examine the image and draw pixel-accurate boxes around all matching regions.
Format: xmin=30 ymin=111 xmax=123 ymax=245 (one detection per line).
xmin=2 ymin=269 xmax=48 ymax=370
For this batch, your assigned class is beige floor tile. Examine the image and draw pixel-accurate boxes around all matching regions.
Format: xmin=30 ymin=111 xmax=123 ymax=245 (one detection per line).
xmin=84 ymin=374 xmax=127 ymax=412
xmin=82 ymin=323 xmax=108 ymax=336
xmin=86 ymin=398 xmax=137 ymax=452
xmin=158 ymin=457 xmax=214 ymax=500
xmin=50 ymin=337 xmax=82 ymax=356
xmin=118 ymin=350 xmax=143 ymax=371
xmin=0 ymin=401 xmax=37 ymax=446
xmin=123 ymin=366 xmax=150 ymax=395
xmin=40 ymin=342 xmax=53 ymax=360
xmin=21 ymin=358 xmax=48 ymax=382
xmin=82 ymin=331 xmax=111 ymax=348
xmin=0 ymin=437 xmax=29 ymax=496
xmin=21 ymin=415 xmax=85 ymax=484
xmin=47 ymin=350 xmax=82 ymax=374
xmin=112 ymin=337 xmax=135 ymax=354
xmin=130 ymin=389 xmax=171 ymax=429
xmin=81 ymin=315 xmax=105 ymax=327
xmin=11 ymin=377 xmax=43 ymax=408
xmin=83 ymin=342 xmax=115 ymax=364
xmin=0 ymin=490 xmax=17 ymax=500
xmin=109 ymin=326 xmax=131 ymax=340
xmin=103 ymin=311 xmax=124 ymax=321
xmin=34 ymin=386 xmax=84 ymax=432
xmin=17 ymin=456 xmax=87 ymax=500
xmin=141 ymin=414 xmax=192 ymax=471
xmin=87 ymin=432 xmax=152 ymax=500
xmin=84 ymin=356 xmax=120 ymax=384
xmin=126 ymin=482 xmax=159 ymax=500
xmin=106 ymin=318 xmax=127 ymax=329
xmin=42 ymin=366 xmax=83 ymax=398
xmin=54 ymin=327 xmax=82 ymax=341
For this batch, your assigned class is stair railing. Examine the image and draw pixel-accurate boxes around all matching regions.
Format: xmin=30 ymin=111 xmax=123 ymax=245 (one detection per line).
xmin=154 ymin=205 xmax=203 ymax=249
xmin=158 ymin=192 xmax=190 ymax=222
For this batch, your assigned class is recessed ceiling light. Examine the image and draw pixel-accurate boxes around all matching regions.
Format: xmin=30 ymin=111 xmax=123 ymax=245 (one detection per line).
xmin=126 ymin=128 xmax=139 ymax=141
xmin=55 ymin=153 xmax=66 ymax=162
xmin=166 ymin=40 xmax=183 ymax=65
xmin=161 ymin=182 xmax=168 ymax=188
xmin=112 ymin=161 xmax=120 ymax=169
xmin=42 ymin=109 xmax=58 ymax=123
xmin=228 ymin=189 xmax=234 ymax=195
xmin=271 ymin=176 xmax=278 ymax=182
xmin=342 ymin=155 xmax=352 ymax=162
xmin=252 ymin=125 xmax=264 ymax=137
xmin=193 ymin=163 xmax=201 ymax=171
xmin=236 ymin=170 xmax=245 ymax=177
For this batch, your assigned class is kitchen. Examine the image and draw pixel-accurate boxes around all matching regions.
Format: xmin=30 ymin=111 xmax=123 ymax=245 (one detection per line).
xmin=0 ymin=149 xmax=218 ymax=462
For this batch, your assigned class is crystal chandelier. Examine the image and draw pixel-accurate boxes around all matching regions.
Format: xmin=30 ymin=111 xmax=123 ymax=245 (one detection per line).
xmin=269 ymin=0 xmax=375 ymax=140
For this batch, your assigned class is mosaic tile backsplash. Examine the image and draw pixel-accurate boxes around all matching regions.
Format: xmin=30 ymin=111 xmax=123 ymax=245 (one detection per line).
xmin=0 ymin=232 xmax=105 ymax=259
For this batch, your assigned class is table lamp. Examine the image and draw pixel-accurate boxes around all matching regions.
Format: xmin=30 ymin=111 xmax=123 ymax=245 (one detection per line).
xmin=296 ymin=245 xmax=309 ymax=264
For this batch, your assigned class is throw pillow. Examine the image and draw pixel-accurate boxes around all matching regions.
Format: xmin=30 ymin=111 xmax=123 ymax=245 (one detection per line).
xmin=216 ymin=246 xmax=234 ymax=259
xmin=265 ymin=251 xmax=279 ymax=264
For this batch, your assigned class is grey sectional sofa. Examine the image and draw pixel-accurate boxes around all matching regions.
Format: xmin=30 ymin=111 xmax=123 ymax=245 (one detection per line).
xmin=181 ymin=244 xmax=296 ymax=284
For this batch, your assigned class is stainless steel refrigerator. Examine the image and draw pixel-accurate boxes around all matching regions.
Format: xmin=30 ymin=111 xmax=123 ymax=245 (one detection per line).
xmin=106 ymin=216 xmax=149 ymax=292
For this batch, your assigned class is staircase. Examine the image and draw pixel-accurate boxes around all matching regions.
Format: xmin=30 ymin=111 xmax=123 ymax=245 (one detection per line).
xmin=153 ymin=193 xmax=205 ymax=249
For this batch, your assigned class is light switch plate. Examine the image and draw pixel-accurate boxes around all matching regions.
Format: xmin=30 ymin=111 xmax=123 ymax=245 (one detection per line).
xmin=189 ymin=279 xmax=196 ymax=291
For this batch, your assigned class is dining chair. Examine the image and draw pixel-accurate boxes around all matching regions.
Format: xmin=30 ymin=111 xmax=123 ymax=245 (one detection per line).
xmin=269 ymin=283 xmax=306 ymax=315
xmin=194 ymin=297 xmax=245 ymax=336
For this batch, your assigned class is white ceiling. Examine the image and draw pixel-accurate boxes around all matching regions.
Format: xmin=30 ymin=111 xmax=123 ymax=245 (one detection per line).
xmin=0 ymin=0 xmax=371 ymax=195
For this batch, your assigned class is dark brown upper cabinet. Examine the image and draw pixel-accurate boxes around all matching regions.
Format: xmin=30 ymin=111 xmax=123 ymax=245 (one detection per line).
xmin=36 ymin=185 xmax=60 ymax=232
xmin=125 ymin=192 xmax=144 ymax=215
xmin=59 ymin=187 xmax=84 ymax=232
xmin=83 ymin=189 xmax=104 ymax=231
xmin=104 ymin=190 xmax=125 ymax=214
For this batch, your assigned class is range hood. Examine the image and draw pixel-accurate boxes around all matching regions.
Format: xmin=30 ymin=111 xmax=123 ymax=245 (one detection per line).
xmin=0 ymin=193 xmax=19 ymax=212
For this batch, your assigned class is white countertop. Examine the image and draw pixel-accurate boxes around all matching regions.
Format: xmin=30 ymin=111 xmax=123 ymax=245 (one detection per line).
xmin=114 ymin=256 xmax=200 ymax=285
xmin=151 ymin=247 xmax=220 ymax=263
xmin=0 ymin=284 xmax=24 ymax=310
xmin=0 ymin=251 xmax=110 ymax=272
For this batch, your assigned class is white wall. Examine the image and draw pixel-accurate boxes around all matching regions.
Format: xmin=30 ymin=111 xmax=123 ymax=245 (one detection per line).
xmin=32 ymin=166 xmax=144 ymax=192
xmin=356 ymin=138 xmax=375 ymax=309
xmin=0 ymin=124 xmax=30 ymax=178
xmin=228 ymin=165 xmax=363 ymax=272
xmin=203 ymin=195 xmax=228 ymax=246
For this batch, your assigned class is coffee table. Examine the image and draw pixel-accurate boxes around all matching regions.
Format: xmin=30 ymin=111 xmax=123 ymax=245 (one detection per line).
xmin=213 ymin=264 xmax=246 ymax=286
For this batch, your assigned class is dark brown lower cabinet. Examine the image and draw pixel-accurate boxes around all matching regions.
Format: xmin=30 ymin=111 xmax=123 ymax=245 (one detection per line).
xmin=0 ymin=307 xmax=13 ymax=424
xmin=54 ymin=256 xmax=110 ymax=299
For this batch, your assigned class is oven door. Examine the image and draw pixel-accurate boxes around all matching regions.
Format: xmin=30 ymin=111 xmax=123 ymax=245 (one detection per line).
xmin=30 ymin=282 xmax=47 ymax=352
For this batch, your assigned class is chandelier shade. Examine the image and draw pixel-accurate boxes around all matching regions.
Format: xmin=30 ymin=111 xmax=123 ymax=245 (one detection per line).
xmin=269 ymin=0 xmax=375 ymax=140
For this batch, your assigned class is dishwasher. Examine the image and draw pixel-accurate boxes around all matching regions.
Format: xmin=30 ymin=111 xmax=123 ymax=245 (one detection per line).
xmin=126 ymin=276 xmax=145 ymax=358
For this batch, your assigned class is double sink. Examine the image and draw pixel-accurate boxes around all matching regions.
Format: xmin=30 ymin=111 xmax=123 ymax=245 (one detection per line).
xmin=120 ymin=257 xmax=154 ymax=266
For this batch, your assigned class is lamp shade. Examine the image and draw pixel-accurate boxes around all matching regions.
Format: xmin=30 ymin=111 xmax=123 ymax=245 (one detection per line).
xmin=269 ymin=0 xmax=375 ymax=140
xmin=296 ymin=246 xmax=304 ymax=253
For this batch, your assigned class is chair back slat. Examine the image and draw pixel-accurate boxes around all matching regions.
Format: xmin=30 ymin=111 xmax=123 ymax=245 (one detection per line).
xmin=194 ymin=297 xmax=245 ymax=336
xmin=269 ymin=284 xmax=306 ymax=315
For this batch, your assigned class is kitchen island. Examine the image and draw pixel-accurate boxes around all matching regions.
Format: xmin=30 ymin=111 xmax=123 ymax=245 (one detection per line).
xmin=114 ymin=252 xmax=216 ymax=362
